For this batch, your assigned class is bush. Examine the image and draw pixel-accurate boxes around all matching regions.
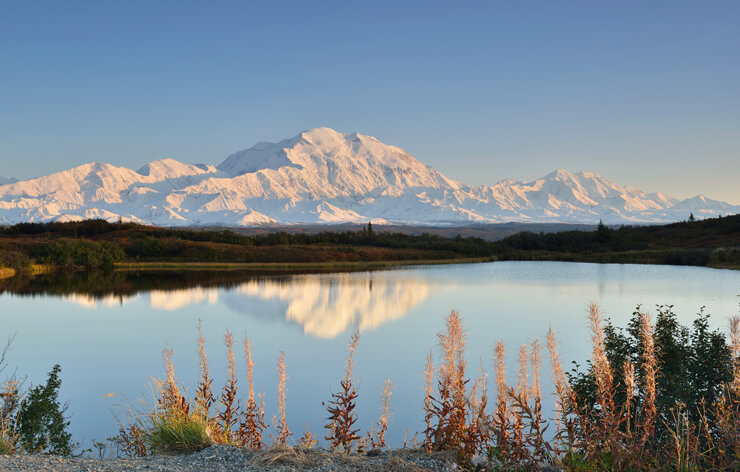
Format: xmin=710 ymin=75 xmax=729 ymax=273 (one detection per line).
xmin=709 ymin=247 xmax=740 ymax=266
xmin=126 ymin=237 xmax=189 ymax=260
xmin=568 ymin=305 xmax=733 ymax=433
xmin=664 ymin=248 xmax=711 ymax=266
xmin=0 ymin=250 xmax=32 ymax=274
xmin=41 ymin=240 xmax=125 ymax=270
xmin=17 ymin=364 xmax=72 ymax=456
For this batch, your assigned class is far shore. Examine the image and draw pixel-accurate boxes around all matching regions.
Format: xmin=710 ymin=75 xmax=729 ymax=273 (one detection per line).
xmin=1 ymin=216 xmax=737 ymax=277
xmin=111 ymin=257 xmax=495 ymax=271
xmin=1 ymin=254 xmax=737 ymax=281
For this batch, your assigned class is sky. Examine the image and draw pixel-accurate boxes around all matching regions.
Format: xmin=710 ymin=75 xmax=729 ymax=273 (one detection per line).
xmin=1 ymin=1 xmax=739 ymax=203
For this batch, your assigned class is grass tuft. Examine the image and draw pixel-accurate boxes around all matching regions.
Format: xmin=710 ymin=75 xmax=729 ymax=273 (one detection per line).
xmin=146 ymin=412 xmax=212 ymax=453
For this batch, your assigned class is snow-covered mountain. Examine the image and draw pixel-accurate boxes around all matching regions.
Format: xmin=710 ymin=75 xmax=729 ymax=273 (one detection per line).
xmin=0 ymin=176 xmax=16 ymax=185
xmin=0 ymin=127 xmax=736 ymax=226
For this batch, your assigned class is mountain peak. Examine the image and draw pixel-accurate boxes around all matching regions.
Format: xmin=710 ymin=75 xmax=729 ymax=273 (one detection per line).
xmin=298 ymin=127 xmax=347 ymax=141
xmin=217 ymin=128 xmax=355 ymax=177
xmin=543 ymin=168 xmax=575 ymax=180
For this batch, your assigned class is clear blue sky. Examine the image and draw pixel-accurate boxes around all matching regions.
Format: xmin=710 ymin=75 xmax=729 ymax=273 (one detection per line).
xmin=2 ymin=1 xmax=739 ymax=202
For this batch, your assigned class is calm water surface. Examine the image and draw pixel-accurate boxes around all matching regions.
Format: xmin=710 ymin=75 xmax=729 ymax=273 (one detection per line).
xmin=1 ymin=261 xmax=738 ymax=448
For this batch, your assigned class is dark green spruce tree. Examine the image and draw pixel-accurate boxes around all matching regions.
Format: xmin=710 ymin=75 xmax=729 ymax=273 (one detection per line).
xmin=17 ymin=364 xmax=72 ymax=455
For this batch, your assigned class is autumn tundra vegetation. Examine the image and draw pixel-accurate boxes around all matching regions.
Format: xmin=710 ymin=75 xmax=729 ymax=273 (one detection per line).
xmin=2 ymin=304 xmax=739 ymax=470
xmin=0 ymin=214 xmax=738 ymax=273
xmin=97 ymin=304 xmax=740 ymax=471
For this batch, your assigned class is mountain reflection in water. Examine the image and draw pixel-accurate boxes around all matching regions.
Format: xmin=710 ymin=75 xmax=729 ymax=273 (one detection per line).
xmin=2 ymin=270 xmax=434 ymax=338
xmin=232 ymin=275 xmax=432 ymax=338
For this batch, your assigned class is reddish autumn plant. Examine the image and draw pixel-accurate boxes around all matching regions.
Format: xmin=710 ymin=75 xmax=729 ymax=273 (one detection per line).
xmin=325 ymin=332 xmax=361 ymax=453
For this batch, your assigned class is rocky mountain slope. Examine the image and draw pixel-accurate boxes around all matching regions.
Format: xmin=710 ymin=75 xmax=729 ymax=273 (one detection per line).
xmin=0 ymin=128 xmax=736 ymax=226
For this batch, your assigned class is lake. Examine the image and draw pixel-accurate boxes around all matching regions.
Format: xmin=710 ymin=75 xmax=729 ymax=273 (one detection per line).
xmin=1 ymin=261 xmax=738 ymax=449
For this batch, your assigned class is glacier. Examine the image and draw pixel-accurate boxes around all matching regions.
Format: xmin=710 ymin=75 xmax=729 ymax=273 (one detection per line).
xmin=0 ymin=127 xmax=736 ymax=226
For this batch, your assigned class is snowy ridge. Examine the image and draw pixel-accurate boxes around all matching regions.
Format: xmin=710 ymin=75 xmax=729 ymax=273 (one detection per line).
xmin=0 ymin=127 xmax=736 ymax=226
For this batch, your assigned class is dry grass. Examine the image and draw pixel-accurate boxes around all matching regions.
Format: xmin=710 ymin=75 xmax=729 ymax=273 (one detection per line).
xmin=546 ymin=327 xmax=568 ymax=427
xmin=0 ymin=379 xmax=22 ymax=455
xmin=145 ymin=346 xmax=212 ymax=454
xmin=421 ymin=306 xmax=738 ymax=470
xmin=159 ymin=345 xmax=188 ymax=416
xmin=623 ymin=360 xmax=635 ymax=438
xmin=245 ymin=338 xmax=255 ymax=405
xmin=275 ymin=352 xmax=291 ymax=447
xmin=423 ymin=350 xmax=434 ymax=450
xmin=529 ymin=339 xmax=542 ymax=402
xmin=369 ymin=378 xmax=393 ymax=449
xmin=238 ymin=336 xmax=266 ymax=449
xmin=325 ymin=332 xmax=361 ymax=453
xmin=194 ymin=321 xmax=214 ymax=418
xmin=491 ymin=340 xmax=510 ymax=458
xmin=424 ymin=311 xmax=490 ymax=463
xmin=638 ymin=311 xmax=657 ymax=443
xmin=730 ymin=315 xmax=740 ymax=393
xmin=589 ymin=303 xmax=615 ymax=424
xmin=119 ymin=306 xmax=739 ymax=470
xmin=215 ymin=331 xmax=239 ymax=443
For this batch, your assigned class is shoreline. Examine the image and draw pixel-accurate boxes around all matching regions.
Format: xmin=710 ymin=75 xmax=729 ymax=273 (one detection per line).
xmin=1 ymin=255 xmax=736 ymax=282
xmin=0 ymin=445 xmax=453 ymax=472
xmin=0 ymin=264 xmax=51 ymax=279
xmin=112 ymin=257 xmax=494 ymax=271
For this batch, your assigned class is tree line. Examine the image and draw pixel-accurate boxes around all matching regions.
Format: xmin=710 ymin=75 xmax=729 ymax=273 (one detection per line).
xmin=1 ymin=215 xmax=738 ymax=270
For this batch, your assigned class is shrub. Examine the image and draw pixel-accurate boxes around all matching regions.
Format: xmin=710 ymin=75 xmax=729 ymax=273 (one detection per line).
xmin=568 ymin=305 xmax=733 ymax=430
xmin=16 ymin=364 xmax=72 ymax=456
xmin=42 ymin=240 xmax=124 ymax=269
xmin=0 ymin=250 xmax=32 ymax=274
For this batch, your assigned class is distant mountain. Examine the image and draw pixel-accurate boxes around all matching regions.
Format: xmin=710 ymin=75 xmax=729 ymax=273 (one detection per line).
xmin=0 ymin=176 xmax=16 ymax=185
xmin=0 ymin=127 xmax=736 ymax=226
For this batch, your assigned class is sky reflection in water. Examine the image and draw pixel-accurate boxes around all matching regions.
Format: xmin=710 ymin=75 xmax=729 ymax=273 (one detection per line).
xmin=1 ymin=262 xmax=738 ymax=448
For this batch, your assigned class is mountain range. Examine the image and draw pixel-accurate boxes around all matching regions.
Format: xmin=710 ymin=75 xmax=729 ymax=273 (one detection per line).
xmin=0 ymin=127 xmax=736 ymax=226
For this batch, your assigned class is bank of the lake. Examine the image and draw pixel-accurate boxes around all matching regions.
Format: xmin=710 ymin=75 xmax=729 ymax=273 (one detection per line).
xmin=0 ymin=264 xmax=51 ymax=279
xmin=496 ymin=248 xmax=740 ymax=270
xmin=112 ymin=257 xmax=494 ymax=272
xmin=0 ymin=446 xmax=452 ymax=472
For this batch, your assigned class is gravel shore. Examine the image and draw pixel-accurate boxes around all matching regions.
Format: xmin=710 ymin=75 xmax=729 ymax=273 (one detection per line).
xmin=0 ymin=446 xmax=456 ymax=472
